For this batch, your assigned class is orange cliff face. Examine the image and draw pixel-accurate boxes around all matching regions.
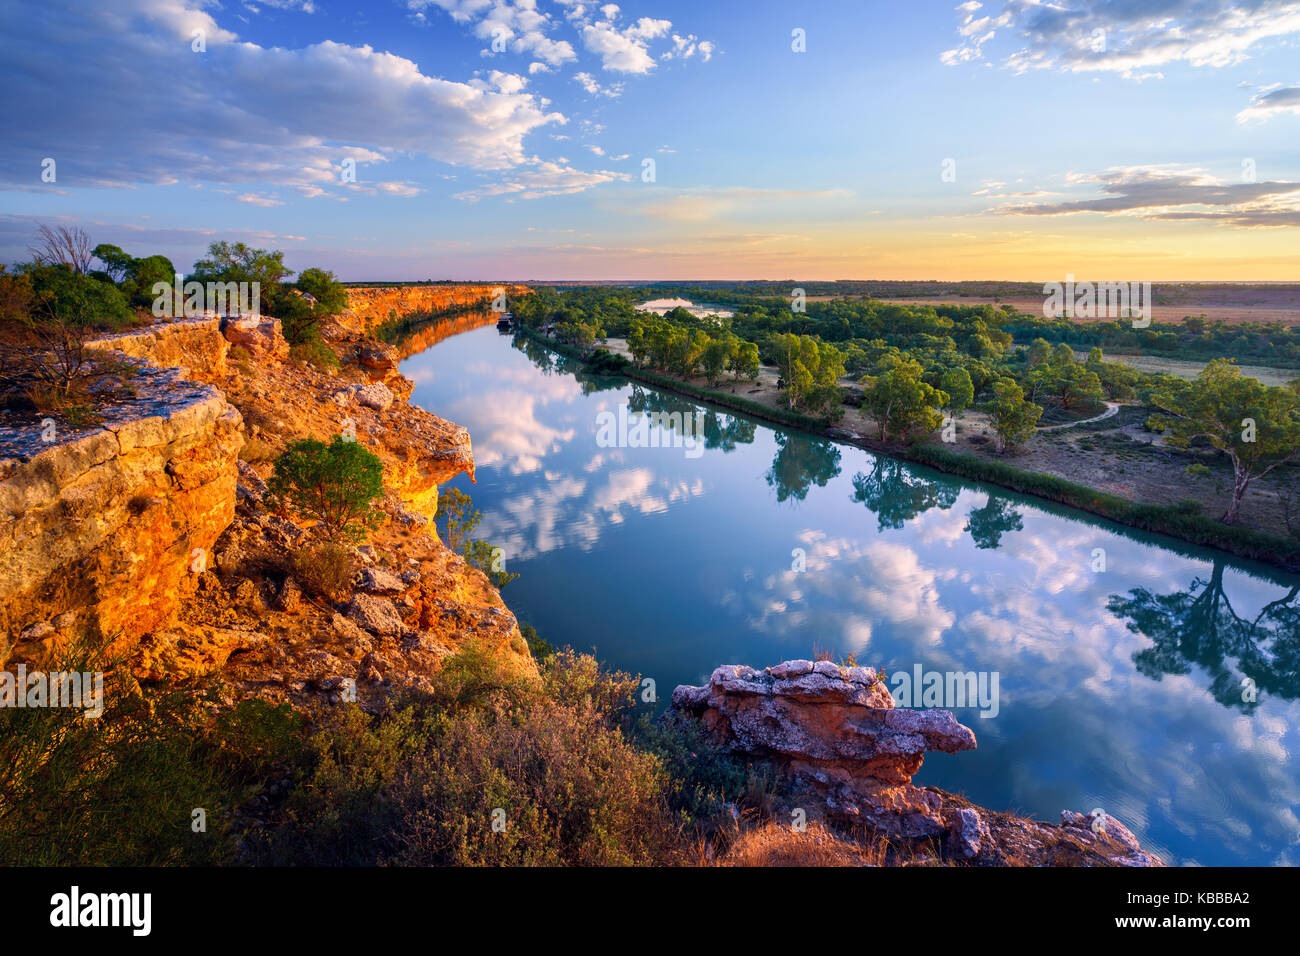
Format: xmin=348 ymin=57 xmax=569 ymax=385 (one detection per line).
xmin=389 ymin=310 xmax=503 ymax=359
xmin=2 ymin=309 xmax=536 ymax=692
xmin=336 ymin=284 xmax=533 ymax=337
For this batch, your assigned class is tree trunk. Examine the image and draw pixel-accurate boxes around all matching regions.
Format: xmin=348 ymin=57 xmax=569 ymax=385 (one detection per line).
xmin=1224 ymin=459 xmax=1250 ymax=524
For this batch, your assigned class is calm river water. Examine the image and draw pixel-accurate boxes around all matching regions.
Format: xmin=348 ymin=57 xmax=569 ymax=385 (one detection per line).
xmin=403 ymin=322 xmax=1300 ymax=866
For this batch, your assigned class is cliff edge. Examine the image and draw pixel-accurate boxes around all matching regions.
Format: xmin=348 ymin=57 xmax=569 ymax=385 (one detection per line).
xmin=0 ymin=294 xmax=535 ymax=699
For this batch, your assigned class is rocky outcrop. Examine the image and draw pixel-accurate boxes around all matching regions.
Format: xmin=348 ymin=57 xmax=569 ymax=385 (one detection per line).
xmin=0 ymin=359 xmax=242 ymax=661
xmin=219 ymin=313 xmax=290 ymax=363
xmin=672 ymin=660 xmax=1163 ymax=866
xmin=673 ymin=661 xmax=974 ymax=838
xmin=86 ymin=315 xmax=229 ymax=384
xmin=2 ymin=297 xmax=523 ymax=697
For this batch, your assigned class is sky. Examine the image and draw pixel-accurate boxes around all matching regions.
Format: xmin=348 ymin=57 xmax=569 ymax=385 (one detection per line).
xmin=2 ymin=0 xmax=1300 ymax=281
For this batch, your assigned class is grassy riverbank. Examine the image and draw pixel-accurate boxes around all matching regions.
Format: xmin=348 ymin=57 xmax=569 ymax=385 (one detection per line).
xmin=520 ymin=327 xmax=1300 ymax=572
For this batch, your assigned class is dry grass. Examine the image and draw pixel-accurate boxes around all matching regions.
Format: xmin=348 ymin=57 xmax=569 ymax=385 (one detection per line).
xmin=238 ymin=436 xmax=279 ymax=463
xmin=289 ymin=542 xmax=353 ymax=603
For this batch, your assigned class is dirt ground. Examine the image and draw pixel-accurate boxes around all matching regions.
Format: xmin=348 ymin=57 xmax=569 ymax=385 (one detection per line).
xmin=600 ymin=337 xmax=1298 ymax=539
xmin=931 ymin=408 xmax=1296 ymax=536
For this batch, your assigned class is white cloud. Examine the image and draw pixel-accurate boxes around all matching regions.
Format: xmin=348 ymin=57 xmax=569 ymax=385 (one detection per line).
xmin=377 ymin=182 xmax=421 ymax=197
xmin=236 ymin=193 xmax=284 ymax=206
xmin=1237 ymin=83 xmax=1300 ymax=123
xmin=428 ymin=1 xmax=713 ymax=75
xmin=993 ymin=165 xmax=1300 ymax=228
xmin=664 ymin=33 xmax=714 ymax=61
xmin=415 ymin=0 xmax=577 ymax=66
xmin=573 ymin=70 xmax=622 ymax=97
xmin=0 ymin=0 xmax=566 ymax=191
xmin=453 ymin=158 xmax=631 ymax=201
xmin=579 ymin=19 xmax=658 ymax=73
xmin=941 ymin=0 xmax=1300 ymax=78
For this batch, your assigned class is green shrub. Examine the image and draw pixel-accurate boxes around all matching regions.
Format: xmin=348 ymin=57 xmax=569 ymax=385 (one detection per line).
xmin=0 ymin=638 xmax=302 ymax=866
xmin=520 ymin=622 xmax=553 ymax=660
xmin=267 ymin=436 xmax=384 ymax=542
xmin=288 ymin=333 xmax=340 ymax=372
xmin=250 ymin=644 xmax=691 ymax=866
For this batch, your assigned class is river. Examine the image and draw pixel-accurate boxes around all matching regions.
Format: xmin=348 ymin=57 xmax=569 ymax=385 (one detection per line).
xmin=402 ymin=320 xmax=1300 ymax=867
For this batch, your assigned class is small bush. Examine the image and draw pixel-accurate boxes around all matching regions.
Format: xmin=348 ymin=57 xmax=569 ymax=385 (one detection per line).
xmin=238 ymin=436 xmax=278 ymax=463
xmin=289 ymin=542 xmax=353 ymax=603
xmin=267 ymin=436 xmax=384 ymax=542
xmin=520 ymin=621 xmax=553 ymax=660
xmin=250 ymin=643 xmax=691 ymax=867
xmin=289 ymin=335 xmax=340 ymax=372
xmin=0 ymin=637 xmax=301 ymax=866
xmin=0 ymin=264 xmax=132 ymax=410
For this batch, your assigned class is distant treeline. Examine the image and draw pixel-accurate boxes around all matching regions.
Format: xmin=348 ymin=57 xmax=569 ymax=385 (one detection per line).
xmin=513 ymin=283 xmax=1300 ymax=368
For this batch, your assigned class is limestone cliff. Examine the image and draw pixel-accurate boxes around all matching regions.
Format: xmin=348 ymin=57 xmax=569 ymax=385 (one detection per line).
xmin=335 ymin=284 xmax=531 ymax=337
xmin=1 ymin=298 xmax=534 ymax=695
xmin=0 ymin=323 xmax=243 ymax=659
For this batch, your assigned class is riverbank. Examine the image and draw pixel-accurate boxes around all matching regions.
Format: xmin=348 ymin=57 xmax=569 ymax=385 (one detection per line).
xmin=0 ymin=305 xmax=1168 ymax=868
xmin=519 ymin=326 xmax=1300 ymax=572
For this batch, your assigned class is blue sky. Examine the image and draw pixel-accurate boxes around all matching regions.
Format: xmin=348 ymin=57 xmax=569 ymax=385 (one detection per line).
xmin=2 ymin=0 xmax=1299 ymax=279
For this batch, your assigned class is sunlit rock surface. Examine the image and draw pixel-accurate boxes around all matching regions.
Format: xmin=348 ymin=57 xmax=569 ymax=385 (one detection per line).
xmin=673 ymin=660 xmax=1163 ymax=865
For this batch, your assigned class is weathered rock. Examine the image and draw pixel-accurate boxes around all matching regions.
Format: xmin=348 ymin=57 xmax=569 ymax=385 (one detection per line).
xmin=346 ymin=593 xmax=405 ymax=637
xmin=672 ymin=662 xmax=973 ymax=837
xmin=19 ymin=621 xmax=54 ymax=642
xmin=87 ymin=315 xmax=228 ymax=384
xmin=330 ymin=612 xmax=369 ymax=644
xmin=0 ymin=339 xmax=242 ymax=663
xmin=355 ymin=382 xmax=394 ymax=411
xmin=950 ymin=807 xmax=991 ymax=860
xmin=276 ymin=576 xmax=302 ymax=613
xmin=1061 ymin=810 xmax=1162 ymax=867
xmin=221 ymin=314 xmax=289 ymax=361
xmin=134 ymin=626 xmax=261 ymax=681
xmin=673 ymin=658 xmax=1164 ymax=865
xmin=357 ymin=567 xmax=404 ymax=595
xmin=356 ymin=344 xmax=399 ymax=371
xmin=673 ymin=662 xmax=972 ymax=772
xmin=236 ymin=459 xmax=267 ymax=504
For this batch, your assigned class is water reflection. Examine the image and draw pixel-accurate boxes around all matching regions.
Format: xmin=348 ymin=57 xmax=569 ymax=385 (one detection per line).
xmin=965 ymin=496 xmax=1025 ymax=550
xmin=1109 ymin=564 xmax=1300 ymax=711
xmin=400 ymin=322 xmax=1300 ymax=865
xmin=766 ymin=434 xmax=842 ymax=503
xmin=851 ymin=458 xmax=959 ymax=530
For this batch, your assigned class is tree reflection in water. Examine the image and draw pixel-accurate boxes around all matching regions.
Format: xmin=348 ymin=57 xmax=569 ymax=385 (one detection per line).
xmin=1108 ymin=563 xmax=1300 ymax=711
xmin=850 ymin=457 xmax=959 ymax=530
xmin=965 ymin=496 xmax=1025 ymax=550
xmin=766 ymin=433 xmax=842 ymax=503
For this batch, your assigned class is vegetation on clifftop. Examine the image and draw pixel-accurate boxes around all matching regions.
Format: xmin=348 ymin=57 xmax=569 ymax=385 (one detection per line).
xmin=0 ymin=637 xmax=756 ymax=867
